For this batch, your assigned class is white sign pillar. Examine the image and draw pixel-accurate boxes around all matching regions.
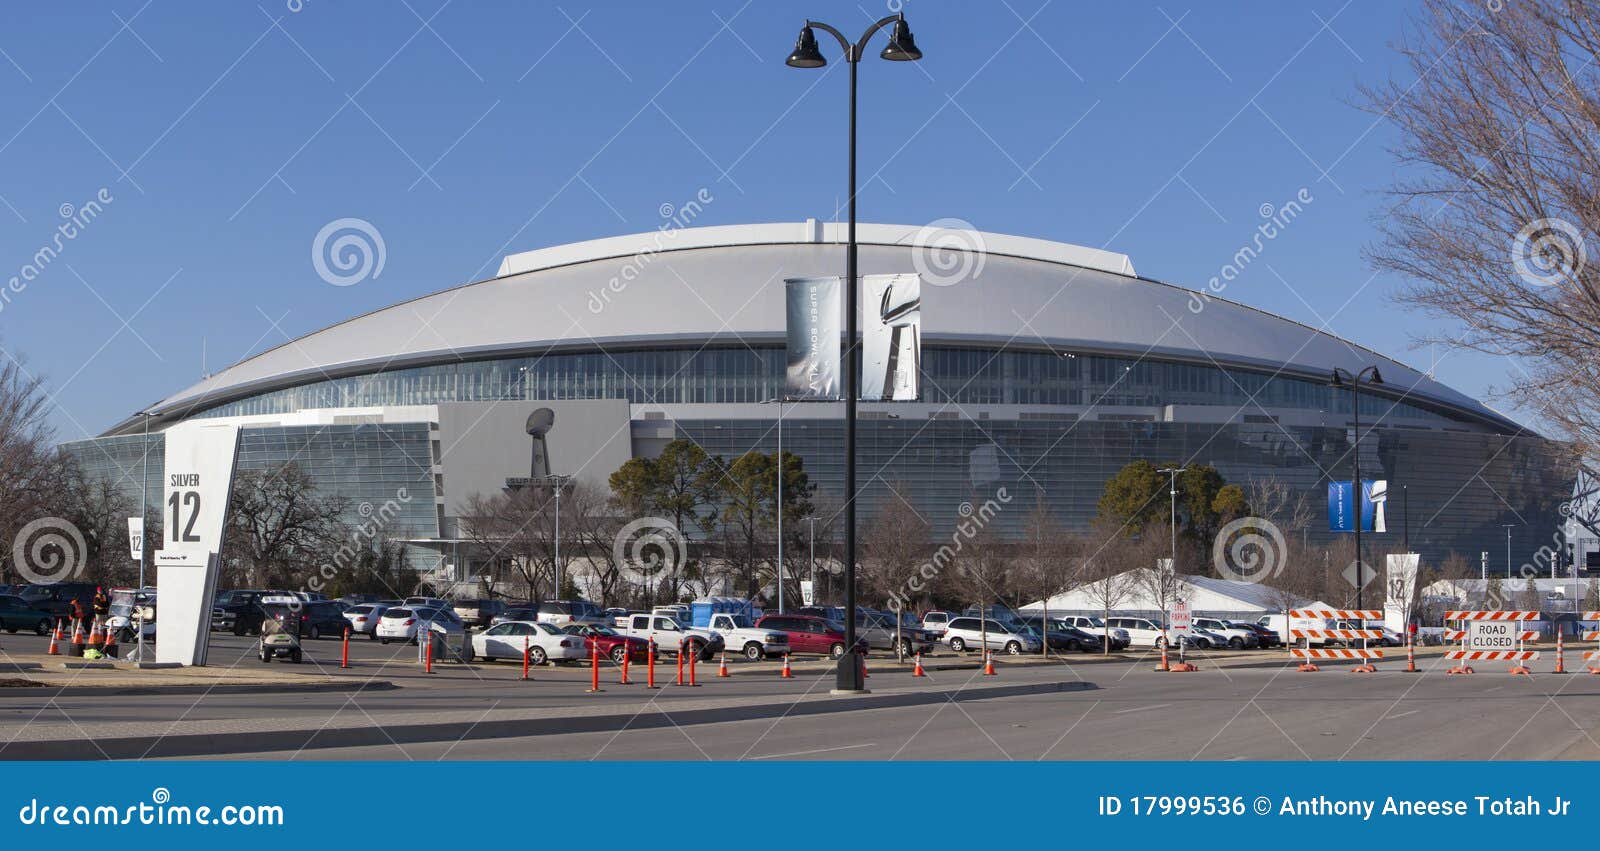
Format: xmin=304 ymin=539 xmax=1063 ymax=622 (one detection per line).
xmin=154 ymin=422 xmax=241 ymax=666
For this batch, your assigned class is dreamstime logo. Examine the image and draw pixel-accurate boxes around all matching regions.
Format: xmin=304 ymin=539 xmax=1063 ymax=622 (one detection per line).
xmin=614 ymin=517 xmax=688 ymax=575
xmin=586 ymin=188 xmax=714 ymax=314
xmin=1211 ymin=516 xmax=1286 ymax=584
xmin=1188 ymin=187 xmax=1313 ymax=314
xmin=1511 ymin=217 xmax=1584 ymax=288
xmin=11 ymin=517 xmax=87 ymax=585
xmin=305 ymin=488 xmax=412 ymax=596
xmin=910 ymin=217 xmax=986 ymax=287
xmin=3 ymin=187 xmax=114 ymax=315
xmin=886 ymin=487 xmax=1012 ymax=612
xmin=312 ymin=217 xmax=386 ymax=287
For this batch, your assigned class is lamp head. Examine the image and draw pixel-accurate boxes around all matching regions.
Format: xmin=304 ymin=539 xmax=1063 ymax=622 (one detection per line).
xmin=786 ymin=26 xmax=826 ymax=68
xmin=880 ymin=18 xmax=922 ymax=61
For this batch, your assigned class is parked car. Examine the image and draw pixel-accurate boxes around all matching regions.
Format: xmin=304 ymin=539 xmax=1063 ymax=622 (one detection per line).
xmin=1238 ymin=621 xmax=1280 ymax=648
xmin=375 ymin=606 xmax=464 ymax=644
xmin=472 ymin=621 xmax=585 ymax=665
xmin=213 ymin=589 xmax=287 ymax=635
xmin=921 ymin=610 xmax=956 ymax=636
xmin=560 ymin=623 xmax=651 ymax=663
xmin=960 ymin=604 xmax=1022 ymax=625
xmin=754 ymin=614 xmax=866 ymax=659
xmin=941 ymin=616 xmax=1042 ymax=655
xmin=854 ymin=612 xmax=936 ymax=656
xmin=343 ymin=603 xmax=392 ymax=639
xmin=1014 ymin=615 xmax=1099 ymax=653
xmin=283 ymin=600 xmax=349 ymax=639
xmin=17 ymin=582 xmax=98 ymax=619
xmin=1056 ymin=615 xmax=1132 ymax=650
xmin=1106 ymin=617 xmax=1180 ymax=648
xmin=1193 ymin=618 xmax=1260 ymax=649
xmin=536 ymin=600 xmax=607 ymax=626
xmin=1257 ymin=613 xmax=1337 ymax=647
xmin=0 ymin=595 xmax=55 ymax=634
xmin=453 ymin=598 xmax=506 ymax=629
xmin=702 ymin=612 xmax=790 ymax=660
xmin=613 ymin=612 xmax=724 ymax=660
xmin=492 ymin=605 xmax=539 ymax=627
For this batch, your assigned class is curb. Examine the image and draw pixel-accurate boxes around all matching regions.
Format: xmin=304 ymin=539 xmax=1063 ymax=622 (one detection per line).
xmin=2 ymin=679 xmax=1095 ymax=759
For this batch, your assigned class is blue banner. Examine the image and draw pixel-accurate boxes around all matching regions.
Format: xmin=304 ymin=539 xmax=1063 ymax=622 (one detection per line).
xmin=1329 ymin=480 xmax=1382 ymax=532
xmin=0 ymin=762 xmax=1589 ymax=842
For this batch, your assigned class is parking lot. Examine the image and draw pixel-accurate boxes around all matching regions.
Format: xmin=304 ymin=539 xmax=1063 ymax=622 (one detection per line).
xmin=1 ymin=626 xmax=1597 ymax=761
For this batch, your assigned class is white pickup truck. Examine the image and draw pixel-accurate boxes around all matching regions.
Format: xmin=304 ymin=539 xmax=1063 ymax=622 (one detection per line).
xmin=615 ymin=613 xmax=724 ymax=660
xmin=704 ymin=612 xmax=789 ymax=660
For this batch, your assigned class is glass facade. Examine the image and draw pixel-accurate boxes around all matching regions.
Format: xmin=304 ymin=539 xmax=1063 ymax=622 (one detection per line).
xmin=189 ymin=346 xmax=1459 ymax=426
xmin=676 ymin=418 xmax=1570 ymax=569
xmin=62 ymin=423 xmax=441 ymax=571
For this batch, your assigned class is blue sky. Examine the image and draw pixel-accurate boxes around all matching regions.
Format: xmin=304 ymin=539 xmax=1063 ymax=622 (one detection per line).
xmin=0 ymin=1 xmax=1514 ymax=439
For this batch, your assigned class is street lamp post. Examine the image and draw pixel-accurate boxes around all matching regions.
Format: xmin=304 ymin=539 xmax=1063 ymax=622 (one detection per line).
xmin=786 ymin=12 xmax=922 ymax=693
xmin=1331 ymin=366 xmax=1383 ymax=612
xmin=132 ymin=410 xmax=156 ymax=663
xmin=762 ymin=397 xmax=787 ymax=613
xmin=1157 ymin=465 xmax=1185 ymax=644
xmin=1503 ymin=523 xmax=1516 ymax=578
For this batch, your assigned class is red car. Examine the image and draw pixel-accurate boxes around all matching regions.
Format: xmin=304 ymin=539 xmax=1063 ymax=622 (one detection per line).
xmin=754 ymin=614 xmax=868 ymax=659
xmin=561 ymin=623 xmax=651 ymax=663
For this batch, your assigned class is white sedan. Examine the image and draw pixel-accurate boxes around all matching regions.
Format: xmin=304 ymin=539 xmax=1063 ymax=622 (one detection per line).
xmin=375 ymin=606 xmax=464 ymax=644
xmin=472 ymin=620 xmax=585 ymax=665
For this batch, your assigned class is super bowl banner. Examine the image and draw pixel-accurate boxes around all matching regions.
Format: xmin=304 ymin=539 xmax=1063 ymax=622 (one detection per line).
xmin=862 ymin=273 xmax=922 ymax=401
xmin=1328 ymin=479 xmax=1387 ymax=532
xmin=784 ymin=276 xmax=841 ymax=400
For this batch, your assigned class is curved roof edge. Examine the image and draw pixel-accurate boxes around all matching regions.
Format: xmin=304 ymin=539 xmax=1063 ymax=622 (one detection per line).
xmin=495 ymin=219 xmax=1137 ymax=279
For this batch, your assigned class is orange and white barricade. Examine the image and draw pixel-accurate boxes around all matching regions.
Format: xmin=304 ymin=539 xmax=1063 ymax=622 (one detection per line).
xmin=1580 ymin=611 xmax=1600 ymax=675
xmin=1286 ymin=609 xmax=1382 ymax=672
xmin=1443 ymin=610 xmax=1540 ymax=675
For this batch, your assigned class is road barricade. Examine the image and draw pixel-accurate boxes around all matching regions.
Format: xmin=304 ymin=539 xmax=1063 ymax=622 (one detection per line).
xmin=1442 ymin=610 xmax=1540 ymax=675
xmin=1287 ymin=609 xmax=1381 ymax=672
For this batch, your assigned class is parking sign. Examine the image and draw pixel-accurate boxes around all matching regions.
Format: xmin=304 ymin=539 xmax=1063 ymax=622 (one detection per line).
xmin=1172 ymin=601 xmax=1192 ymax=636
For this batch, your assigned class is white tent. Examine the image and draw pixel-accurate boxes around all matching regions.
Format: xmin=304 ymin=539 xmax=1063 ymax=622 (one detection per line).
xmin=1023 ymin=569 xmax=1304 ymax=618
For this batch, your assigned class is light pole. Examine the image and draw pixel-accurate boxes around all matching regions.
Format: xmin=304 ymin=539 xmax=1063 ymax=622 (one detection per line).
xmin=762 ymin=398 xmax=787 ymax=613
xmin=1503 ymin=523 xmax=1516 ymax=578
xmin=132 ymin=410 xmax=156 ymax=663
xmin=1157 ymin=465 xmax=1185 ymax=644
xmin=1331 ymin=366 xmax=1383 ymax=612
xmin=786 ymin=12 xmax=922 ymax=693
xmin=808 ymin=516 xmax=817 ymax=603
xmin=533 ymin=475 xmax=571 ymax=596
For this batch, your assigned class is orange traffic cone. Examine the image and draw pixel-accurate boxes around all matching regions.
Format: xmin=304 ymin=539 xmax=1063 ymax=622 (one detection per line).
xmin=87 ymin=621 xmax=102 ymax=648
xmin=983 ymin=651 xmax=997 ymax=676
xmin=780 ymin=655 xmax=793 ymax=678
xmin=70 ymin=619 xmax=84 ymax=656
xmin=101 ymin=626 xmax=118 ymax=659
xmin=912 ymin=652 xmax=926 ymax=677
xmin=717 ymin=651 xmax=730 ymax=678
xmin=46 ymin=620 xmax=60 ymax=656
xmin=861 ymin=656 xmax=869 ymax=678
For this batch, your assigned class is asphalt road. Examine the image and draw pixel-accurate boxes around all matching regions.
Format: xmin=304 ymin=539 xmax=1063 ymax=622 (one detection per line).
xmin=2 ymin=629 xmax=1597 ymax=760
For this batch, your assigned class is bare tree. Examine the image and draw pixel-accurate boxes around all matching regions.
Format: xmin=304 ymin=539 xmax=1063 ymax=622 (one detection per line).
xmin=1075 ymin=516 xmax=1142 ymax=654
xmin=1013 ymin=492 xmax=1079 ymax=612
xmin=860 ymin=482 xmax=931 ymax=610
xmin=460 ymin=485 xmax=555 ymax=600
xmin=221 ymin=462 xmax=350 ymax=588
xmin=1364 ymin=0 xmax=1600 ymax=457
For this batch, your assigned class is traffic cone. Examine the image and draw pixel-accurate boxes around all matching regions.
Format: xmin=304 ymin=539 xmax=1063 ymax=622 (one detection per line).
xmin=780 ymin=655 xmax=793 ymax=678
xmin=912 ymin=652 xmax=926 ymax=677
xmin=983 ymin=651 xmax=997 ymax=676
xmin=87 ymin=620 xmax=102 ymax=648
xmin=46 ymin=620 xmax=60 ymax=656
xmin=101 ymin=626 xmax=118 ymax=659
xmin=717 ymin=651 xmax=730 ymax=678
xmin=70 ymin=620 xmax=84 ymax=656
xmin=861 ymin=656 xmax=869 ymax=678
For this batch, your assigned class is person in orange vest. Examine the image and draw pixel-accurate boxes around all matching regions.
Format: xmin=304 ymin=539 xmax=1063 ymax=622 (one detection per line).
xmin=68 ymin=597 xmax=85 ymax=626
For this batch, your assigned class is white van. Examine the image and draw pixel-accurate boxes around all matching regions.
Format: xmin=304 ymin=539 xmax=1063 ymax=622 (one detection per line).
xmin=1257 ymin=613 xmax=1337 ymax=647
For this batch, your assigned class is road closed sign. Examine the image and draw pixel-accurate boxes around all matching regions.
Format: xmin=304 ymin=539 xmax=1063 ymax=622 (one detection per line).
xmin=1467 ymin=620 xmax=1519 ymax=651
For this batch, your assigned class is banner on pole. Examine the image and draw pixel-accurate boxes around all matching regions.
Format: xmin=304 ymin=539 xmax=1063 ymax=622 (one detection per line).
xmin=861 ymin=273 xmax=921 ymax=401
xmin=783 ymin=277 xmax=841 ymax=401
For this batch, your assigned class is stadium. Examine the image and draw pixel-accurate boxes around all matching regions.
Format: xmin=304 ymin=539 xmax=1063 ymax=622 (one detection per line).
xmin=64 ymin=220 xmax=1572 ymax=585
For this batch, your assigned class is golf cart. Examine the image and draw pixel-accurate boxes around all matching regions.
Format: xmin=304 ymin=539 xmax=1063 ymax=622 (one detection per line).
xmin=106 ymin=587 xmax=156 ymax=644
xmin=258 ymin=600 xmax=303 ymax=663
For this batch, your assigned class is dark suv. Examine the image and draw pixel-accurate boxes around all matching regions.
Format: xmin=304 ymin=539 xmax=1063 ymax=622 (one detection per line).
xmin=16 ymin=583 xmax=97 ymax=619
xmin=213 ymin=589 xmax=279 ymax=635
xmin=280 ymin=601 xmax=349 ymax=639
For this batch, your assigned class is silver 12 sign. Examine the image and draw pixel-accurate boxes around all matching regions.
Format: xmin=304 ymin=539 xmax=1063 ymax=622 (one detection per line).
xmin=168 ymin=472 xmax=202 ymax=543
